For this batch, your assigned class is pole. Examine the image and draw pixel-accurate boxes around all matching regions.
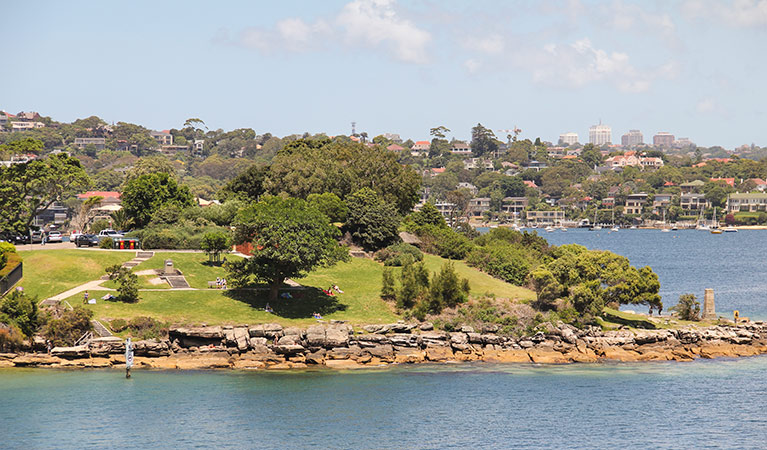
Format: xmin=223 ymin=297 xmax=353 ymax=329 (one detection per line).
xmin=125 ymin=337 xmax=133 ymax=379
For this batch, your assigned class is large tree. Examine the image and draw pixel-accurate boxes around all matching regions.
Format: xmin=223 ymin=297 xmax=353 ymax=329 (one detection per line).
xmin=121 ymin=172 xmax=194 ymax=228
xmin=219 ymin=163 xmax=268 ymax=202
xmin=228 ymin=196 xmax=349 ymax=301
xmin=345 ymin=188 xmax=401 ymax=251
xmin=0 ymin=145 xmax=90 ymax=235
xmin=471 ymin=123 xmax=499 ymax=157
xmin=264 ymin=138 xmax=420 ymax=214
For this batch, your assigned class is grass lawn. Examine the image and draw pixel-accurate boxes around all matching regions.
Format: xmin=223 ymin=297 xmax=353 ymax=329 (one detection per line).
xmin=67 ymin=253 xmax=536 ymax=327
xmin=128 ymin=252 xmax=241 ymax=289
xmin=17 ymin=250 xmax=135 ymax=299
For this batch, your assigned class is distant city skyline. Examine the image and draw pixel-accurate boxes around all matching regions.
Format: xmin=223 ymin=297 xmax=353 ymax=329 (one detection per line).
xmin=2 ymin=1 xmax=766 ymax=149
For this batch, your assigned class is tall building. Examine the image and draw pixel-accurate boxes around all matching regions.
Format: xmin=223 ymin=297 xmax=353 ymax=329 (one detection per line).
xmin=558 ymin=132 xmax=579 ymax=145
xmin=589 ymin=123 xmax=612 ymax=146
xmin=653 ymin=132 xmax=674 ymax=148
xmin=621 ymin=130 xmax=643 ymax=147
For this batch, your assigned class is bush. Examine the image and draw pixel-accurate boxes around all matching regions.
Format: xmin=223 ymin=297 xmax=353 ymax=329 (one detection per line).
xmin=466 ymin=244 xmax=531 ymax=286
xmin=0 ymin=242 xmax=16 ymax=269
xmin=374 ymin=243 xmax=423 ymax=266
xmin=0 ymin=324 xmax=24 ymax=352
xmin=127 ymin=316 xmax=167 ymax=340
xmin=41 ymin=306 xmax=93 ymax=346
xmin=105 ymin=264 xmax=140 ymax=303
xmin=90 ymin=219 xmax=110 ymax=234
xmin=200 ymin=231 xmax=231 ymax=263
xmin=99 ymin=237 xmax=114 ymax=249
xmin=110 ymin=318 xmax=128 ymax=332
xmin=0 ymin=289 xmax=38 ymax=337
xmin=672 ymin=293 xmax=701 ymax=321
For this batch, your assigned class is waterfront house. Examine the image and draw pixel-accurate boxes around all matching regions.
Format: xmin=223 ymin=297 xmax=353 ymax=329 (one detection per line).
xmin=526 ymin=210 xmax=565 ymax=226
xmin=501 ymin=197 xmax=528 ymax=215
xmin=680 ymin=193 xmax=708 ymax=211
xmin=624 ymin=193 xmax=648 ymax=215
xmin=468 ymin=197 xmax=491 ymax=217
xmin=652 ymin=193 xmax=673 ymax=213
xmin=726 ymin=193 xmax=767 ymax=213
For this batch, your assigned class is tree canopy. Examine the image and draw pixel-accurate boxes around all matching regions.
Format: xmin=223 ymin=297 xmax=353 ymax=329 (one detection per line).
xmin=227 ymin=196 xmax=349 ymax=301
xmin=121 ymin=172 xmax=194 ymax=229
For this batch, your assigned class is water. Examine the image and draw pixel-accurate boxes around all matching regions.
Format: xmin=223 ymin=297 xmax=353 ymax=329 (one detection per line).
xmin=1 ymin=360 xmax=767 ymax=449
xmin=484 ymin=228 xmax=767 ymax=320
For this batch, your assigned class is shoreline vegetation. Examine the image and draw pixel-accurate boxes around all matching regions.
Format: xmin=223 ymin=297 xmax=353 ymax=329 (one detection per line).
xmin=2 ymin=319 xmax=766 ymax=371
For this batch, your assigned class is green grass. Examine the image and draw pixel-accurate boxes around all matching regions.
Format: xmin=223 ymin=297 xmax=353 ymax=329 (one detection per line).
xmin=17 ymin=250 xmax=134 ymax=299
xmin=37 ymin=250 xmax=538 ymax=327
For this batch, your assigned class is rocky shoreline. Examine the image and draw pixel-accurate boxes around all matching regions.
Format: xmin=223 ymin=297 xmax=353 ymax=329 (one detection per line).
xmin=2 ymin=321 xmax=767 ymax=370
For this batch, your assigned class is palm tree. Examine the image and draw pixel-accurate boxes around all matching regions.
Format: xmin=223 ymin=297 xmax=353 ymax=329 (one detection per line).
xmin=110 ymin=209 xmax=133 ymax=231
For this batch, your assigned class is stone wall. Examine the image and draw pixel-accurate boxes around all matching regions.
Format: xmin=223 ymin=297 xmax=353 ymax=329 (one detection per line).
xmin=2 ymin=320 xmax=766 ymax=370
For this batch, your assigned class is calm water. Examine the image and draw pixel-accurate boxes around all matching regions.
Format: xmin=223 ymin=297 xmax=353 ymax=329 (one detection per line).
xmin=2 ymin=359 xmax=767 ymax=449
xmin=495 ymin=228 xmax=767 ymax=320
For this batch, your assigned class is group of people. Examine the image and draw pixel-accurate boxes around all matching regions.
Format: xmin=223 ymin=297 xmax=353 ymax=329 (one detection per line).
xmin=312 ymin=312 xmax=323 ymax=320
xmin=322 ymin=284 xmax=344 ymax=296
xmin=264 ymin=303 xmax=273 ymax=313
xmin=215 ymin=277 xmax=227 ymax=289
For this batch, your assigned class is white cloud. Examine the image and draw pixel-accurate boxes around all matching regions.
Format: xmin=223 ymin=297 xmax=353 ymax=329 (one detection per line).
xmin=530 ymin=38 xmax=656 ymax=93
xmin=697 ymin=98 xmax=716 ymax=113
xmin=229 ymin=0 xmax=431 ymax=63
xmin=464 ymin=58 xmax=481 ymax=74
xmin=683 ymin=0 xmax=767 ymax=27
xmin=337 ymin=0 xmax=432 ymax=63
xmin=464 ymin=34 xmax=505 ymax=55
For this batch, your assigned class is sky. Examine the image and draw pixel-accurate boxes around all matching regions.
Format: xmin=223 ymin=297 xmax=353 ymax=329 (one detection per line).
xmin=1 ymin=0 xmax=767 ymax=148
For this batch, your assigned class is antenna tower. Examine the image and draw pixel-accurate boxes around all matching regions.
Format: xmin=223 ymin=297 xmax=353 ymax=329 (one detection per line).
xmin=351 ymin=121 xmax=357 ymax=136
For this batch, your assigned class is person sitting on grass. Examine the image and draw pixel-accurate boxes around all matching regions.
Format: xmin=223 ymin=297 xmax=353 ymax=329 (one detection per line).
xmin=313 ymin=312 xmax=323 ymax=320
xmin=280 ymin=292 xmax=293 ymax=299
xmin=333 ymin=284 xmax=344 ymax=294
xmin=265 ymin=303 xmax=273 ymax=313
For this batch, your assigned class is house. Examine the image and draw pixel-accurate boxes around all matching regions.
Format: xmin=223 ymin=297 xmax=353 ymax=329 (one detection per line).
xmin=77 ymin=191 xmax=122 ymax=227
xmin=501 ymin=197 xmax=528 ymax=215
xmin=641 ymin=157 xmax=664 ymax=169
xmin=602 ymin=196 xmax=615 ymax=207
xmin=0 ymin=111 xmax=14 ymax=127
xmin=680 ymin=193 xmax=708 ymax=211
xmin=193 ymin=140 xmax=205 ymax=157
xmin=624 ymin=193 xmax=648 ymax=215
xmin=523 ymin=160 xmax=547 ymax=171
xmin=546 ymin=147 xmax=566 ymax=159
xmin=652 ymin=193 xmax=673 ymax=213
xmin=523 ymin=180 xmax=539 ymax=190
xmin=411 ymin=141 xmax=430 ymax=152
xmin=450 ymin=141 xmax=472 ymax=155
xmin=0 ymin=153 xmax=37 ymax=167
xmin=386 ymin=144 xmax=405 ymax=152
xmin=150 ymin=130 xmax=173 ymax=146
xmin=434 ymin=202 xmax=457 ymax=219
xmin=468 ymin=197 xmax=491 ymax=217
xmin=463 ymin=158 xmax=493 ymax=170
xmin=526 ymin=210 xmax=565 ymax=226
xmin=711 ymin=177 xmax=735 ymax=188
xmin=15 ymin=111 xmax=41 ymax=122
xmin=457 ymin=182 xmax=478 ymax=195
xmin=726 ymin=193 xmax=767 ymax=213
xmin=680 ymin=180 xmax=705 ymax=194
xmin=604 ymin=154 xmax=641 ymax=168
xmin=747 ymin=178 xmax=767 ymax=191
xmin=427 ymin=167 xmax=446 ymax=177
xmin=74 ymin=137 xmax=106 ymax=150
xmin=11 ymin=121 xmax=45 ymax=131
xmin=161 ymin=145 xmax=189 ymax=156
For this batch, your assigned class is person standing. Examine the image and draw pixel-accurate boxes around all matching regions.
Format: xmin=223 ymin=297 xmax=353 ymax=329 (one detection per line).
xmin=83 ymin=291 xmax=89 ymax=304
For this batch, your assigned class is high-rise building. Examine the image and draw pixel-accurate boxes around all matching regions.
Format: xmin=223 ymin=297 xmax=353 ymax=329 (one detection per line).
xmin=653 ymin=132 xmax=674 ymax=148
xmin=589 ymin=123 xmax=612 ymax=146
xmin=621 ymin=130 xmax=643 ymax=147
xmin=558 ymin=132 xmax=579 ymax=146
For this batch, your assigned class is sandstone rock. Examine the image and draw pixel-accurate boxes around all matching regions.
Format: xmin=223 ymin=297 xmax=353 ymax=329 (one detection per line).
xmin=274 ymin=344 xmax=306 ymax=355
xmin=518 ymin=340 xmax=534 ymax=349
xmin=390 ymin=334 xmax=418 ymax=347
xmin=466 ymin=333 xmax=483 ymax=344
xmin=483 ymin=349 xmax=531 ymax=363
xmin=328 ymin=347 xmax=361 ymax=360
xmin=366 ymin=344 xmax=394 ymax=361
xmin=425 ymin=346 xmax=453 ymax=362
xmin=449 ymin=333 xmax=468 ymax=345
xmin=324 ymin=359 xmax=366 ymax=369
xmin=248 ymin=323 xmax=283 ymax=339
xmin=133 ymin=340 xmax=171 ymax=357
xmin=600 ymin=347 xmax=641 ymax=362
xmin=460 ymin=326 xmax=475 ymax=333
xmin=394 ymin=348 xmax=425 ymax=363
xmin=233 ymin=358 xmax=266 ymax=370
xmin=419 ymin=322 xmax=434 ymax=331
xmin=305 ymin=350 xmax=326 ymax=365
xmin=363 ymin=324 xmax=384 ymax=333
xmin=13 ymin=355 xmax=64 ymax=366
xmin=528 ymin=348 xmax=570 ymax=364
xmin=51 ymin=345 xmax=90 ymax=359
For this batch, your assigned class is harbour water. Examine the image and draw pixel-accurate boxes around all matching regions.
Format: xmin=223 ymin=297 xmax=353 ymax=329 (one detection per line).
xmin=490 ymin=228 xmax=767 ymax=320
xmin=2 ymin=358 xmax=767 ymax=449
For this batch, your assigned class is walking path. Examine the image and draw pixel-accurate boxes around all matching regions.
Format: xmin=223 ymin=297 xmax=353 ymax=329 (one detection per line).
xmin=122 ymin=251 xmax=154 ymax=269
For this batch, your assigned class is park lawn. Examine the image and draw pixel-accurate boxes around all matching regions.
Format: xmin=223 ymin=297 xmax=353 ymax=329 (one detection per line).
xmin=17 ymin=249 xmax=134 ymax=299
xmin=129 ymin=252 xmax=240 ymax=289
xmin=420 ymin=254 xmax=536 ymax=302
xmin=103 ymin=276 xmax=170 ymax=290
xmin=61 ymin=253 xmax=537 ymax=327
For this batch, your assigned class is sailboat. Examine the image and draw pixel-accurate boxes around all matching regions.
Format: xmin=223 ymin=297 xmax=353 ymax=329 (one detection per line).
xmin=590 ymin=209 xmax=602 ymax=231
xmin=696 ymin=208 xmax=710 ymax=231
xmin=610 ymin=207 xmax=619 ymax=232
xmin=661 ymin=209 xmax=671 ymax=232
xmin=710 ymin=207 xmax=722 ymax=234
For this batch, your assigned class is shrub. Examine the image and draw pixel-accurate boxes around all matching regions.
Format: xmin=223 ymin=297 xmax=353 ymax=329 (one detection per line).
xmin=0 ymin=290 xmax=38 ymax=337
xmin=41 ymin=306 xmax=93 ymax=346
xmin=110 ymin=318 xmax=128 ymax=332
xmin=672 ymin=293 xmax=701 ymax=321
xmin=307 ymin=192 xmax=348 ymax=223
xmin=0 ymin=242 xmax=16 ymax=269
xmin=466 ymin=244 xmax=531 ymax=286
xmin=127 ymin=316 xmax=167 ymax=340
xmin=99 ymin=237 xmax=114 ymax=249
xmin=374 ymin=243 xmax=423 ymax=266
xmin=381 ymin=268 xmax=396 ymax=300
xmin=0 ymin=323 xmax=25 ymax=352
xmin=90 ymin=219 xmax=110 ymax=234
xmin=105 ymin=264 xmax=140 ymax=303
xmin=200 ymin=231 xmax=231 ymax=263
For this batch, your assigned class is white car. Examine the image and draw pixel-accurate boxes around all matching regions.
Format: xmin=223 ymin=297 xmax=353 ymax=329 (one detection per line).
xmin=46 ymin=231 xmax=63 ymax=243
xmin=98 ymin=229 xmax=124 ymax=239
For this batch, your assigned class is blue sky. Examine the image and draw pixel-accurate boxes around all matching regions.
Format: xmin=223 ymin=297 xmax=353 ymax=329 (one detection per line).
xmin=2 ymin=0 xmax=766 ymax=148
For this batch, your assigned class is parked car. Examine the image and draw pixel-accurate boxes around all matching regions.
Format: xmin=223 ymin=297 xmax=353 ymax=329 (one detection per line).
xmin=98 ymin=229 xmax=124 ymax=240
xmin=75 ymin=234 xmax=100 ymax=247
xmin=0 ymin=234 xmax=30 ymax=245
xmin=46 ymin=231 xmax=63 ymax=243
xmin=30 ymin=230 xmax=43 ymax=243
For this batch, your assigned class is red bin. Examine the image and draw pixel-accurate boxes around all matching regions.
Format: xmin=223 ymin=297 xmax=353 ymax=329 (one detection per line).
xmin=119 ymin=240 xmax=125 ymax=249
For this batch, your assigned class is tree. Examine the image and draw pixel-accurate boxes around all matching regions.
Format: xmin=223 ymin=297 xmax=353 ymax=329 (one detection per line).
xmin=408 ymin=202 xmax=446 ymax=228
xmin=0 ymin=289 xmax=38 ymax=337
xmin=105 ymin=264 xmax=140 ymax=303
xmin=345 ymin=188 xmax=401 ymax=251
xmin=121 ymin=172 xmax=194 ymax=228
xmin=471 ymin=123 xmax=499 ymax=157
xmin=0 ymin=146 xmax=90 ymax=235
xmin=227 ymin=196 xmax=349 ymax=301
xmin=381 ymin=268 xmax=396 ymax=300
xmin=70 ymin=195 xmax=104 ymax=234
xmin=429 ymin=126 xmax=451 ymax=157
xmin=125 ymin=155 xmax=177 ymax=181
xmin=220 ymin=163 xmax=268 ymax=202
xmin=581 ymin=144 xmax=603 ymax=167
xmin=307 ymin=192 xmax=348 ymax=223
xmin=672 ymin=294 xmax=701 ymax=321
xmin=428 ymin=262 xmax=469 ymax=311
xmin=200 ymin=231 xmax=231 ymax=263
